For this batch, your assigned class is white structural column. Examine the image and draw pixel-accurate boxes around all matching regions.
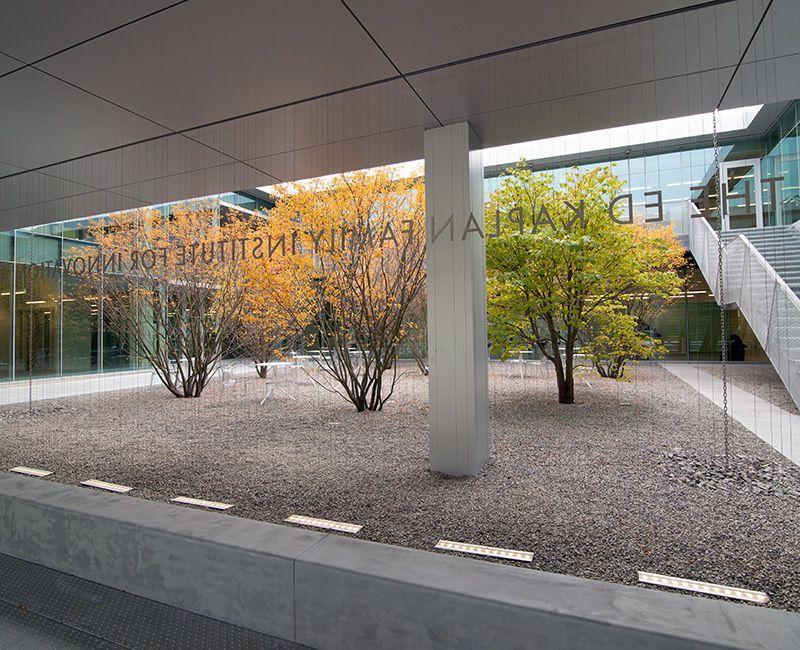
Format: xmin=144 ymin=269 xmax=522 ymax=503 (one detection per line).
xmin=424 ymin=122 xmax=489 ymax=476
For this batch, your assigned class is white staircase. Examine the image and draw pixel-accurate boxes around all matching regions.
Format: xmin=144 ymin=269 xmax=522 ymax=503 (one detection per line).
xmin=689 ymin=215 xmax=800 ymax=411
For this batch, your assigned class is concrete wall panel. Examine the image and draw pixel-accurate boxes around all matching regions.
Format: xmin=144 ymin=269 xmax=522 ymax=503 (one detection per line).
xmin=0 ymin=474 xmax=323 ymax=640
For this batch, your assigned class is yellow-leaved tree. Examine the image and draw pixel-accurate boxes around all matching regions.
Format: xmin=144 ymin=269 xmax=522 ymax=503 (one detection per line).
xmin=75 ymin=202 xmax=247 ymax=397
xmin=236 ymin=218 xmax=316 ymax=377
xmin=267 ymin=167 xmax=426 ymax=411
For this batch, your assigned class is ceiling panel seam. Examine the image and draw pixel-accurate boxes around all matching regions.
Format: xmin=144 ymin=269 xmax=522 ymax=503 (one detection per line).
xmin=401 ymin=0 xmax=738 ymax=78
xmin=338 ymin=0 xmax=444 ymax=128
xmin=0 ymin=71 xmax=408 ymax=183
xmin=1 ymin=117 xmax=434 ymax=213
xmin=717 ymin=0 xmax=774 ymax=108
xmin=0 ymin=0 xmax=193 ymax=82
xmin=0 ymin=49 xmax=284 ymax=186
xmin=1 ymin=166 xmax=156 ymax=215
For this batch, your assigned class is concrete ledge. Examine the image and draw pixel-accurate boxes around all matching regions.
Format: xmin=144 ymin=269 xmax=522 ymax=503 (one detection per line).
xmin=295 ymin=535 xmax=800 ymax=649
xmin=0 ymin=473 xmax=324 ymax=639
xmin=2 ymin=473 xmax=800 ymax=649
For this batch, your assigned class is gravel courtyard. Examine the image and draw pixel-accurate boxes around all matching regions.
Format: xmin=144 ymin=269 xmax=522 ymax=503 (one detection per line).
xmin=2 ymin=361 xmax=800 ymax=612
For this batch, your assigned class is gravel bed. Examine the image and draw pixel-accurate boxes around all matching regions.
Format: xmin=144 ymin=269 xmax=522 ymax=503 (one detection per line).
xmin=1 ymin=361 xmax=800 ymax=612
xmin=660 ymin=449 xmax=800 ymax=499
xmin=698 ymin=362 xmax=799 ymax=414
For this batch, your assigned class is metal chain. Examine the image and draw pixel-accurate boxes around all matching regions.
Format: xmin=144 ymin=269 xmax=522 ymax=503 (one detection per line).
xmin=712 ymin=109 xmax=730 ymax=466
xmin=28 ymin=233 xmax=33 ymax=413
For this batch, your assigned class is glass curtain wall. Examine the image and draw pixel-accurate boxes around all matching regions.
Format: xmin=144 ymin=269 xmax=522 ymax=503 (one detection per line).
xmin=0 ymin=192 xmax=269 ymax=382
xmin=761 ymin=100 xmax=800 ymax=226
xmin=484 ymin=140 xmax=767 ymax=238
xmin=14 ymin=228 xmax=62 ymax=378
xmin=0 ymin=232 xmax=13 ymax=380
xmin=61 ymin=237 xmax=100 ymax=375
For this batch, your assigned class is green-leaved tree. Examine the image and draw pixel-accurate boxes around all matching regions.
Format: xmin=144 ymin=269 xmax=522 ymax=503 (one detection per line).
xmin=485 ymin=163 xmax=683 ymax=403
xmin=583 ymin=307 xmax=665 ymax=379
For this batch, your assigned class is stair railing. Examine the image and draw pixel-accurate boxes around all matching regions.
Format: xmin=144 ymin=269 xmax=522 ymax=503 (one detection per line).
xmin=689 ymin=205 xmax=800 ymax=410
xmin=688 ymin=206 xmax=722 ymax=302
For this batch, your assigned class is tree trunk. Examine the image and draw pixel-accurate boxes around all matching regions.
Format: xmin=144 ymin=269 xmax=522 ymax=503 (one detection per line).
xmin=544 ymin=319 xmax=575 ymax=404
xmin=614 ymin=357 xmax=627 ymax=379
xmin=558 ymin=329 xmax=576 ymax=404
xmin=597 ymin=356 xmax=627 ymax=379
xmin=557 ymin=371 xmax=574 ymax=403
xmin=367 ymin=371 xmax=383 ymax=411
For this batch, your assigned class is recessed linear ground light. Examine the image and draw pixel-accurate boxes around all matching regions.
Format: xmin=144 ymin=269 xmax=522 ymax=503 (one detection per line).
xmin=25 ymin=300 xmax=47 ymax=305
xmin=170 ymin=496 xmax=233 ymax=510
xmin=637 ymin=571 xmax=769 ymax=604
xmin=435 ymin=539 xmax=533 ymax=562
xmin=81 ymin=479 xmax=133 ymax=494
xmin=285 ymin=514 xmax=362 ymax=534
xmin=9 ymin=466 xmax=52 ymax=478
